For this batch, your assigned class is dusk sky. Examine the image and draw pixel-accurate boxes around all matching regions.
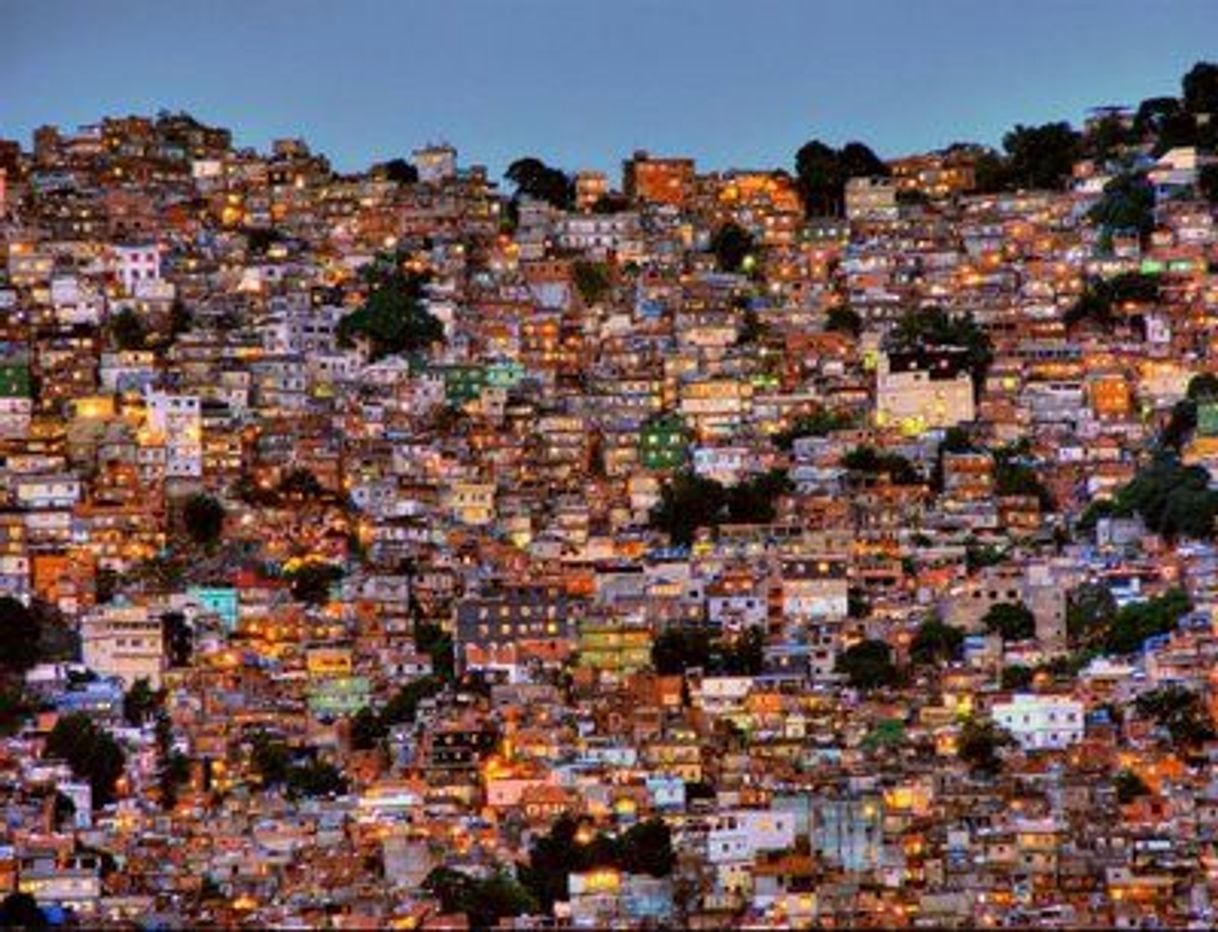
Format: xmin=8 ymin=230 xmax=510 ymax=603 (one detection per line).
xmin=5 ymin=0 xmax=1216 ymax=178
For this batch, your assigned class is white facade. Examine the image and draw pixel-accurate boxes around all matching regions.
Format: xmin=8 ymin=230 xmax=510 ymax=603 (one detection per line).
xmin=0 ymin=396 xmax=31 ymax=439
xmin=555 ymin=212 xmax=643 ymax=260
xmin=81 ymin=605 xmax=166 ymax=688
xmin=411 ymin=144 xmax=457 ymax=184
xmin=992 ymin=694 xmax=1084 ymax=751
xmin=693 ymin=676 xmax=754 ymax=716
xmin=706 ymin=809 xmax=798 ymax=864
xmin=876 ymin=352 xmax=975 ymax=433
xmin=143 ymin=390 xmax=203 ymax=478
xmin=111 ymin=244 xmax=161 ymax=296
xmin=14 ymin=474 xmax=82 ymax=509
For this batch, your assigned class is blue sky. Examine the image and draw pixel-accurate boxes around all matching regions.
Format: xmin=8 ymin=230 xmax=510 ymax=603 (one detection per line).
xmin=3 ymin=0 xmax=1216 ymax=178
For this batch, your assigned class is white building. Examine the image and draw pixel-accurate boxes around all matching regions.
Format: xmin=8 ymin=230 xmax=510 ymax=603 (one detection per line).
xmin=13 ymin=474 xmax=82 ymax=509
xmin=411 ymin=144 xmax=457 ymax=185
xmin=111 ymin=244 xmax=161 ymax=296
xmin=692 ymin=676 xmax=754 ymax=717
xmin=845 ymin=176 xmax=899 ymax=221
xmin=991 ymin=693 xmax=1084 ymax=751
xmin=143 ymin=390 xmax=203 ymax=478
xmin=81 ymin=604 xmax=166 ymax=688
xmin=555 ymin=212 xmax=643 ymax=261
xmin=706 ymin=808 xmax=798 ymax=864
xmin=876 ymin=349 xmax=975 ymax=434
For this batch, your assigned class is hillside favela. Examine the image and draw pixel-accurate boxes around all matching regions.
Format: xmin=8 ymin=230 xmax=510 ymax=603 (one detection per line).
xmin=9 ymin=48 xmax=1218 ymax=930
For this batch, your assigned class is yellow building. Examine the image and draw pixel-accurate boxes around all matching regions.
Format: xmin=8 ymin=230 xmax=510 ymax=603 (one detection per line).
xmin=577 ymin=619 xmax=653 ymax=674
xmin=875 ymin=350 xmax=974 ymax=435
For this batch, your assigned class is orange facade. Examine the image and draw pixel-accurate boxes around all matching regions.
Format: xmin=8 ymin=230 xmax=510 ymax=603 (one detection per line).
xmin=623 ymin=153 xmax=695 ymax=207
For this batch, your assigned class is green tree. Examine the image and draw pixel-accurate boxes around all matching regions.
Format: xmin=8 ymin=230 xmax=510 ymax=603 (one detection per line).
xmin=1135 ymin=685 xmax=1215 ymax=748
xmin=95 ymin=567 xmax=119 ymax=604
xmin=1000 ymin=665 xmax=1035 ymax=691
xmin=1002 ymin=122 xmax=1081 ymax=190
xmin=862 ymin=718 xmax=906 ymax=751
xmin=1066 ymin=273 xmax=1159 ymax=330
xmin=286 ymin=562 xmax=343 ymax=605
xmin=1134 ymin=96 xmax=1197 ymax=152
xmin=1200 ymin=164 xmax=1218 ymax=204
xmin=414 ymin=622 xmax=455 ymax=682
xmin=350 ymin=706 xmax=388 ymax=751
xmin=718 ymin=626 xmax=765 ymax=676
xmin=839 ymin=141 xmax=889 ymax=181
xmin=0 ymin=892 xmax=47 ymax=929
xmin=591 ymin=192 xmax=631 ymax=213
xmin=1161 ymin=400 xmax=1199 ymax=452
xmin=572 ymin=261 xmax=612 ymax=305
xmin=649 ymin=470 xmax=791 ymax=546
xmin=425 ymin=867 xmax=537 ymax=931
xmin=162 ymin=611 xmax=193 ymax=668
xmin=650 ymin=472 xmax=727 ymax=547
xmin=773 ymin=408 xmax=855 ymax=450
xmin=958 ymin=718 xmax=1015 ymax=776
xmin=825 ymin=304 xmax=862 ymax=337
xmin=0 ymin=597 xmax=42 ymax=673
xmin=244 ymin=227 xmax=284 ymax=256
xmin=249 ymin=731 xmax=292 ymax=787
xmin=182 ymin=494 xmax=225 ymax=548
xmin=1114 ymin=768 xmax=1151 ymax=804
xmin=286 ymin=759 xmax=348 ymax=800
xmin=909 ymin=618 xmax=965 ymax=667
xmin=615 ymin=818 xmax=675 ymax=877
xmin=505 ymin=157 xmax=574 ymax=210
xmin=45 ymin=713 xmax=126 ymax=808
xmin=122 ymin=678 xmax=163 ymax=727
xmin=651 ymin=628 xmax=713 ymax=675
xmin=794 ymin=139 xmax=843 ymax=215
xmin=710 ymin=222 xmax=754 ymax=274
xmin=887 ymin=305 xmax=994 ymax=393
xmin=725 ymin=469 xmax=792 ymax=524
xmin=519 ymin=814 xmax=671 ymax=916
xmin=1108 ymin=455 xmax=1218 ymax=540
xmin=381 ymin=676 xmax=442 ymax=726
xmin=1188 ymin=372 xmax=1218 ymax=402
xmin=1088 ymin=173 xmax=1155 ymax=239
xmin=0 ymin=689 xmax=31 ymax=737
xmin=965 ymin=544 xmax=1006 ymax=574
xmin=970 ymin=145 xmax=1015 ymax=193
xmin=336 ymin=271 xmax=443 ymax=361
xmin=836 ymin=639 xmax=898 ymax=690
xmin=841 ymin=446 xmax=922 ymax=485
xmin=993 ymin=451 xmax=1055 ymax=511
xmin=736 ymin=308 xmax=766 ymax=345
xmin=380 ymin=158 xmax=419 ymax=185
xmin=1182 ymin=61 xmax=1218 ymax=114
xmin=159 ymin=750 xmax=190 ymax=810
xmin=981 ymin=602 xmax=1036 ymax=642
xmin=169 ymin=301 xmax=193 ymax=338
xmin=108 ymin=308 xmax=147 ymax=351
xmin=794 ymin=139 xmax=886 ymax=215
xmin=1084 ymin=114 xmax=1136 ymax=162
xmin=1066 ymin=582 xmax=1117 ymax=647
xmin=520 ymin=815 xmax=582 ymax=912
xmin=1104 ymin=588 xmax=1193 ymax=654
xmin=278 ymin=467 xmax=326 ymax=500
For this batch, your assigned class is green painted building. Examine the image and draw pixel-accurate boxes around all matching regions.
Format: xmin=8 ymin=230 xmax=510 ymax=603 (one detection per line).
xmin=485 ymin=360 xmax=526 ymax=390
xmin=0 ymin=353 xmax=31 ymax=398
xmin=188 ymin=586 xmax=239 ymax=631
xmin=308 ymin=676 xmax=371 ymax=717
xmin=436 ymin=365 xmax=487 ymax=405
xmin=1198 ymin=402 xmax=1218 ymax=437
xmin=640 ymin=413 xmax=688 ymax=471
